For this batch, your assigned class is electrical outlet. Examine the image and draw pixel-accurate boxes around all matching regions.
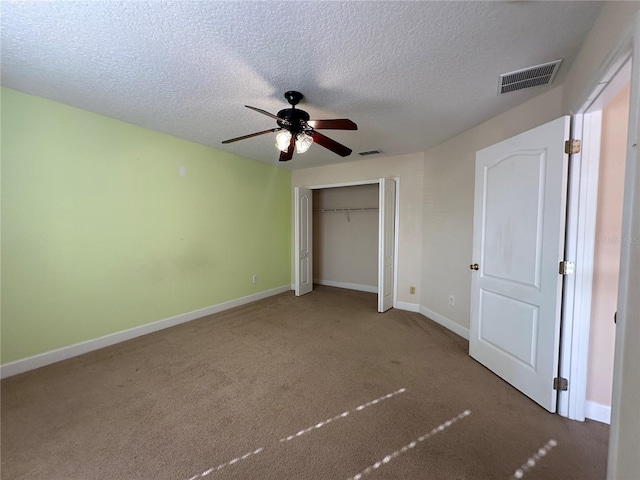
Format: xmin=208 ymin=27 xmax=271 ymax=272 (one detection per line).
xmin=252 ymin=275 xmax=258 ymax=284
xmin=410 ymin=286 xmax=416 ymax=295
xmin=449 ymin=295 xmax=455 ymax=306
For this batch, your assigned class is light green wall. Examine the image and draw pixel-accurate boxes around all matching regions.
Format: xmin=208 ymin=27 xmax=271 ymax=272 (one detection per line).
xmin=1 ymin=87 xmax=291 ymax=364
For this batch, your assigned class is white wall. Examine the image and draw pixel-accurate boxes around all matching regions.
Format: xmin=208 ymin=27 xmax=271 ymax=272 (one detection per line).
xmin=313 ymin=185 xmax=379 ymax=291
xmin=292 ymin=152 xmax=424 ymax=306
xmin=421 ymin=86 xmax=564 ymax=332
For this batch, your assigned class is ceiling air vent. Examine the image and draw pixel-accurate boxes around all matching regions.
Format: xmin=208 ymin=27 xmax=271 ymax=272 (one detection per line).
xmin=359 ymin=149 xmax=382 ymax=156
xmin=498 ymin=59 xmax=563 ymax=95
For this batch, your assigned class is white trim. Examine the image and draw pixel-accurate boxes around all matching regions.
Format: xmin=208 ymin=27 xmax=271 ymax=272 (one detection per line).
xmin=575 ymin=21 xmax=635 ymax=115
xmin=559 ymin=12 xmax=639 ymax=476
xmin=584 ymin=57 xmax=633 ymax=114
xmin=395 ymin=301 xmax=420 ymax=313
xmin=608 ymin=12 xmax=640 ymax=479
xmin=585 ymin=401 xmax=612 ymax=425
xmin=392 ymin=176 xmax=401 ymax=310
xmin=419 ymin=306 xmax=470 ymax=340
xmin=0 ymin=285 xmax=291 ymax=379
xmin=314 ymin=279 xmax=377 ymax=294
xmin=558 ymin=110 xmax=603 ymax=421
xmin=560 ymin=28 xmax=635 ymax=423
xmin=557 ymin=113 xmax=583 ymax=418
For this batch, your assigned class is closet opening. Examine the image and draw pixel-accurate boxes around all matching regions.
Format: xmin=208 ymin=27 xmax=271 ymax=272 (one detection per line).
xmin=294 ymin=178 xmax=398 ymax=312
xmin=313 ymin=184 xmax=380 ymax=296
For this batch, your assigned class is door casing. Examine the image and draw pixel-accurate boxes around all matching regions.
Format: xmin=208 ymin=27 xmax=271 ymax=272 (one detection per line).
xmin=558 ymin=44 xmax=634 ymax=423
xmin=294 ymin=178 xmax=399 ymax=310
xmin=558 ymin=11 xmax=639 ymax=479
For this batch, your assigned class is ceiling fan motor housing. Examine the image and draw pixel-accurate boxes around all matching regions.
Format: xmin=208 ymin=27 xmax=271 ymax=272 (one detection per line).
xmin=277 ymin=108 xmax=310 ymax=134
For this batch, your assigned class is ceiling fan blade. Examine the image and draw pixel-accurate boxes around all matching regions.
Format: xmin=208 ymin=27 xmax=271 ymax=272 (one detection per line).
xmin=307 ymin=119 xmax=357 ymax=130
xmin=221 ymin=128 xmax=280 ymax=144
xmin=245 ymin=105 xmax=290 ymax=126
xmin=279 ymin=135 xmax=295 ymax=162
xmin=310 ymin=131 xmax=353 ymax=157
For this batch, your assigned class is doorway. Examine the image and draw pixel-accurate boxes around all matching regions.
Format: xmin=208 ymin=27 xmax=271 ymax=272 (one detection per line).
xmin=468 ymin=63 xmax=632 ymax=418
xmin=585 ymin=80 xmax=630 ymax=424
xmin=294 ymin=178 xmax=399 ymax=312
xmin=313 ymin=184 xmax=379 ymax=294
xmin=558 ymin=53 xmax=633 ymax=424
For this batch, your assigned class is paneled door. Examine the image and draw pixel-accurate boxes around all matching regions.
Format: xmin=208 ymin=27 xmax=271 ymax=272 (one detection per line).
xmin=378 ymin=178 xmax=396 ymax=312
xmin=469 ymin=117 xmax=570 ymax=412
xmin=295 ymin=187 xmax=313 ymax=296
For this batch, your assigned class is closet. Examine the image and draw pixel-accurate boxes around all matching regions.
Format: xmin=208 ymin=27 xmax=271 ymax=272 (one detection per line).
xmin=312 ymin=184 xmax=379 ymax=293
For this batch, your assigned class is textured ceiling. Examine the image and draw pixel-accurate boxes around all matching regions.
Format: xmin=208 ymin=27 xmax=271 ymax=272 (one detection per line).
xmin=1 ymin=1 xmax=603 ymax=170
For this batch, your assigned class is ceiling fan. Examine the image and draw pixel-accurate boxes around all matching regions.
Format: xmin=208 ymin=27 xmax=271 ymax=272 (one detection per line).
xmin=221 ymin=91 xmax=358 ymax=162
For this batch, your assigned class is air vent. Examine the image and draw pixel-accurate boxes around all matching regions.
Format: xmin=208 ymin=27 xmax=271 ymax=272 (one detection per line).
xmin=498 ymin=59 xmax=562 ymax=95
xmin=359 ymin=149 xmax=383 ymax=156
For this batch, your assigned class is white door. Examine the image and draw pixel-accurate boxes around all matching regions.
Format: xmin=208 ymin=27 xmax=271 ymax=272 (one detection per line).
xmin=295 ymin=187 xmax=313 ymax=296
xmin=378 ymin=178 xmax=396 ymax=312
xmin=469 ymin=117 xmax=570 ymax=412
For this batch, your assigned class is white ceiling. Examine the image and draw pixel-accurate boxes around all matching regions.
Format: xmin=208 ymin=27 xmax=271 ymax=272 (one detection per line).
xmin=1 ymin=1 xmax=603 ymax=170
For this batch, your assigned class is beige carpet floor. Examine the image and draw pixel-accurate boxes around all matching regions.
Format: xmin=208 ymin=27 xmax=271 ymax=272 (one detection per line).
xmin=1 ymin=286 xmax=609 ymax=479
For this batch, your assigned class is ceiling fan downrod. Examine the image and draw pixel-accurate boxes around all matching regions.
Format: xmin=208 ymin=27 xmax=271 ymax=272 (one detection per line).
xmin=277 ymin=91 xmax=310 ymax=134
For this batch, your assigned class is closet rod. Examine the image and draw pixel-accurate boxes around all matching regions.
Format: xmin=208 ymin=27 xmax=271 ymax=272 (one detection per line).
xmin=313 ymin=207 xmax=378 ymax=213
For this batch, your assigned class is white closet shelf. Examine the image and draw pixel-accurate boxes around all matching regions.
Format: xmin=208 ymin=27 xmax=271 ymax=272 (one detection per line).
xmin=313 ymin=207 xmax=378 ymax=212
xmin=313 ymin=207 xmax=378 ymax=223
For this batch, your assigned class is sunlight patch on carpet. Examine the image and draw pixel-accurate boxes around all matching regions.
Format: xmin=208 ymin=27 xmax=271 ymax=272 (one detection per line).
xmin=186 ymin=447 xmax=264 ymax=480
xmin=345 ymin=409 xmax=471 ymax=480
xmin=509 ymin=439 xmax=557 ymax=479
xmin=279 ymin=388 xmax=407 ymax=443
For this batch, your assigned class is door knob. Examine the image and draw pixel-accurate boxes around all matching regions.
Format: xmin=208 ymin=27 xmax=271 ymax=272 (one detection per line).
xmin=470 ymin=263 xmax=479 ymax=270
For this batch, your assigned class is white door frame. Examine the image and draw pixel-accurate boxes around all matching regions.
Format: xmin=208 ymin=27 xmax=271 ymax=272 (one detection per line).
xmin=558 ymin=11 xmax=639 ymax=479
xmin=296 ymin=178 xmax=400 ymax=308
xmin=558 ymin=25 xmax=635 ymax=421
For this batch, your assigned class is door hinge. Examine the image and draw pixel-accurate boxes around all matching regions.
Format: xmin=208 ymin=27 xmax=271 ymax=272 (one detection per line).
xmin=559 ymin=260 xmax=575 ymax=275
xmin=553 ymin=377 xmax=568 ymax=391
xmin=565 ymin=139 xmax=581 ymax=154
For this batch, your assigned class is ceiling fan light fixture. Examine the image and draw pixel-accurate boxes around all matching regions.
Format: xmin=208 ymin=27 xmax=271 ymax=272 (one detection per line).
xmin=295 ymin=133 xmax=313 ymax=154
xmin=275 ymin=130 xmax=292 ymax=152
xmin=222 ymin=91 xmax=356 ymax=160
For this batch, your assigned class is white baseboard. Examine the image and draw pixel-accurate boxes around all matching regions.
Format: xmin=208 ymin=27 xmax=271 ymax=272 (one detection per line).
xmin=0 ymin=285 xmax=291 ymax=379
xmin=585 ymin=400 xmax=611 ymax=424
xmin=419 ymin=306 xmax=470 ymax=341
xmin=314 ymin=279 xmax=377 ymax=294
xmin=395 ymin=301 xmax=420 ymax=313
